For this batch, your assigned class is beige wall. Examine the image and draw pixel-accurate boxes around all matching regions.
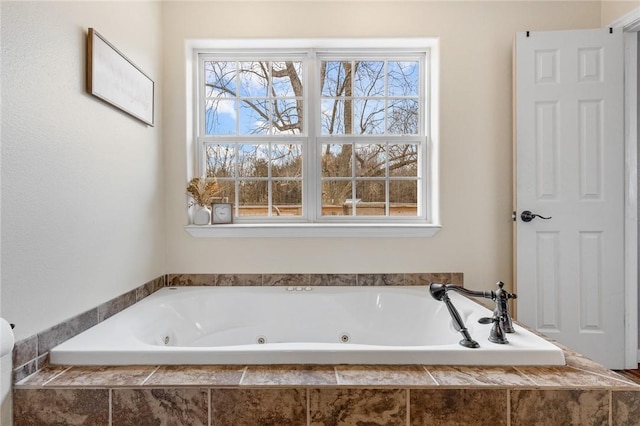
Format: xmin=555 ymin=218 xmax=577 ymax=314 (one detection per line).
xmin=1 ymin=1 xmax=165 ymax=342
xmin=162 ymin=1 xmax=600 ymax=287
xmin=601 ymin=0 xmax=639 ymax=26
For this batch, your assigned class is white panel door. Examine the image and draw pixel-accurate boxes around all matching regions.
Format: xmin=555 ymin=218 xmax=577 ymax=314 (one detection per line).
xmin=515 ymin=28 xmax=624 ymax=368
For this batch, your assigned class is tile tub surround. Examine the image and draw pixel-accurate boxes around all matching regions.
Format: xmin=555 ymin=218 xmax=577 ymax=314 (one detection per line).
xmin=13 ymin=352 xmax=640 ymax=426
xmin=166 ymin=272 xmax=464 ymax=287
xmin=11 ymin=276 xmax=166 ymax=383
xmin=11 ymin=273 xmax=462 ymax=383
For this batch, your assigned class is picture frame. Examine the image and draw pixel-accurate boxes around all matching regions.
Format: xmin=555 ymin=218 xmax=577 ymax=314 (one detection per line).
xmin=87 ymin=28 xmax=155 ymax=126
xmin=211 ymin=203 xmax=233 ymax=224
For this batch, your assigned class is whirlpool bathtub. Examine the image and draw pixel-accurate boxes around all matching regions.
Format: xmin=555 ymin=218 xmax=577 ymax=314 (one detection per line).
xmin=50 ymin=286 xmax=565 ymax=366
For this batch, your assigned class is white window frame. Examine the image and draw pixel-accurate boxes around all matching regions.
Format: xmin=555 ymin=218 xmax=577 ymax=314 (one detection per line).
xmin=185 ymin=38 xmax=441 ymax=238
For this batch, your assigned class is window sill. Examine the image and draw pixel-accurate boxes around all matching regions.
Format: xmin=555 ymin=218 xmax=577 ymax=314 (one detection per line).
xmin=184 ymin=223 xmax=442 ymax=238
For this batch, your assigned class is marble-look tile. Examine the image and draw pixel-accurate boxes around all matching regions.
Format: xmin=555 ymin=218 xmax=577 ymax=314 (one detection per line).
xmin=450 ymin=272 xmax=464 ymax=285
xmin=13 ymin=388 xmax=109 ymax=426
xmin=211 ymin=388 xmax=306 ymax=426
xmin=146 ymin=365 xmax=244 ymax=386
xmin=596 ymin=370 xmax=640 ymax=387
xmin=411 ymin=389 xmax=507 ymax=426
xmin=161 ymin=272 xmax=469 ymax=287
xmin=113 ymin=388 xmax=208 ymax=426
xmin=405 ymin=272 xmax=453 ymax=286
xmin=309 ymin=274 xmax=357 ymax=286
xmin=427 ymin=366 xmax=534 ymax=387
xmin=242 ymin=365 xmax=336 ymax=386
xmin=612 ymin=391 xmax=640 ymax=425
xmin=37 ymin=309 xmax=98 ymax=355
xmin=310 ymin=388 xmax=406 ymax=426
xmin=357 ymin=273 xmax=404 ymax=286
xmin=516 ymin=366 xmax=637 ymax=388
xmin=16 ymin=365 xmax=69 ymax=387
xmin=13 ymin=360 xmax=41 ymax=385
xmin=564 ymin=349 xmax=603 ymax=371
xmin=511 ymin=389 xmax=609 ymax=426
xmin=97 ymin=289 xmax=136 ymax=322
xmin=36 ymin=352 xmax=49 ymax=369
xmin=216 ymin=274 xmax=263 ymax=286
xmin=13 ymin=276 xmax=164 ymax=385
xmin=167 ymin=273 xmax=217 ymax=286
xmin=136 ymin=276 xmax=166 ymax=301
xmin=336 ymin=365 xmax=436 ymax=386
xmin=567 ymin=352 xmax=640 ymax=387
xmin=263 ymin=274 xmax=310 ymax=286
xmin=12 ymin=335 xmax=37 ymax=368
xmin=45 ymin=365 xmax=156 ymax=387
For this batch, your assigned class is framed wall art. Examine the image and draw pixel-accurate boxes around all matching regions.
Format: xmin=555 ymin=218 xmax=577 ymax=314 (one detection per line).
xmin=87 ymin=28 xmax=154 ymax=126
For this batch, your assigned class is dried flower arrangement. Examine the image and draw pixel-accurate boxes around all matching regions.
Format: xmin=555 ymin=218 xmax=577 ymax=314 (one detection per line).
xmin=187 ymin=177 xmax=220 ymax=207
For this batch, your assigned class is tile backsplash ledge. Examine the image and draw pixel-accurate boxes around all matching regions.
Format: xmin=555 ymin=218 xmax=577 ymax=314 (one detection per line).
xmin=12 ymin=272 xmax=462 ymax=383
xmin=166 ymin=272 xmax=462 ymax=287
xmin=12 ymin=276 xmax=166 ymax=383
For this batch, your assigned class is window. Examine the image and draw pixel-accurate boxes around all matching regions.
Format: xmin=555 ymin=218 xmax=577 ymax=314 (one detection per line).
xmin=202 ymin=57 xmax=305 ymax=218
xmin=189 ymin=39 xmax=440 ymax=237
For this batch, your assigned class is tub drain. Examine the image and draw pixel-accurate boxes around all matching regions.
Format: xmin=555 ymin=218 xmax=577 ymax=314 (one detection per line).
xmin=256 ymin=336 xmax=267 ymax=344
xmin=339 ymin=333 xmax=350 ymax=343
xmin=163 ymin=336 xmax=170 ymax=345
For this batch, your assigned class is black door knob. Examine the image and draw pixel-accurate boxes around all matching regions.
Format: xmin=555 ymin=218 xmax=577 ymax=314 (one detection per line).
xmin=521 ymin=210 xmax=552 ymax=222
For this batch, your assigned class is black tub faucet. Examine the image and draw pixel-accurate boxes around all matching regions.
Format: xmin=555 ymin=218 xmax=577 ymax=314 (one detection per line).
xmin=491 ymin=281 xmax=517 ymax=334
xmin=429 ymin=281 xmax=517 ymax=345
xmin=429 ymin=282 xmax=480 ymax=348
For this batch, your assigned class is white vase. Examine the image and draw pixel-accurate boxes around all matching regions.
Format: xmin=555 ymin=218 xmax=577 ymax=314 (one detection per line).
xmin=192 ymin=205 xmax=211 ymax=225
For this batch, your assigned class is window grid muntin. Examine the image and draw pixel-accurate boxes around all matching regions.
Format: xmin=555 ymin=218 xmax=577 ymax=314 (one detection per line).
xmin=319 ymin=140 xmax=421 ymax=217
xmin=205 ymin=140 xmax=304 ymax=218
xmin=318 ymin=57 xmax=421 ymax=136
xmin=197 ymin=48 xmax=428 ymax=223
xmin=202 ymin=57 xmax=305 ymax=136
